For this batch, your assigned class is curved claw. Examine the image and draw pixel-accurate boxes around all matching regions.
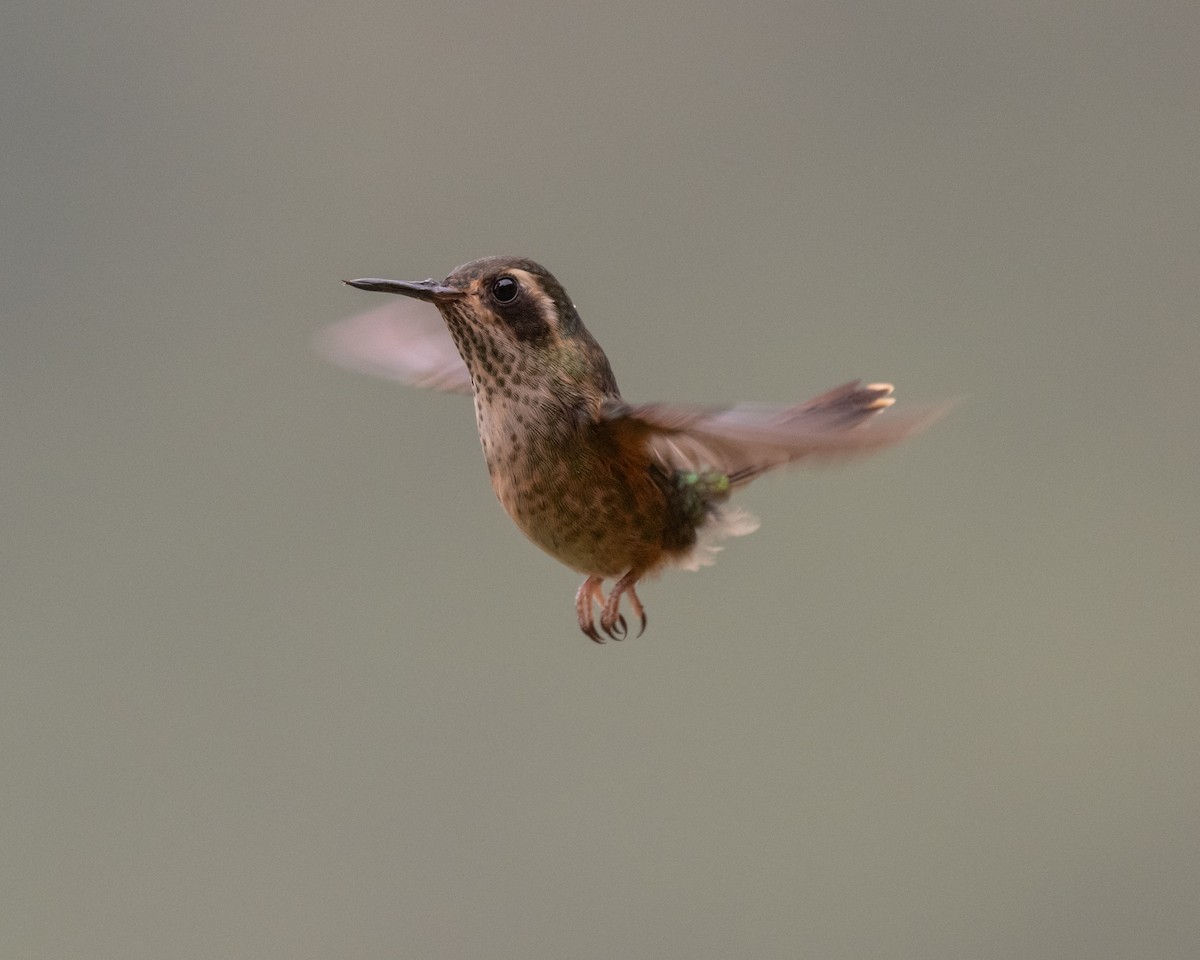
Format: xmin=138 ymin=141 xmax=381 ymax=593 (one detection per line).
xmin=625 ymin=585 xmax=647 ymax=638
xmin=602 ymin=613 xmax=627 ymax=642
xmin=576 ymin=575 xmax=607 ymax=643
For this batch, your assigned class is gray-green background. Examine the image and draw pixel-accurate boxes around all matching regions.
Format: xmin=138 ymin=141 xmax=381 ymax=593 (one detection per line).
xmin=6 ymin=2 xmax=1198 ymax=958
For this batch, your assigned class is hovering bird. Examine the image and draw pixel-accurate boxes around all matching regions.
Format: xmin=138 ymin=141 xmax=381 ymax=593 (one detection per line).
xmin=318 ymin=256 xmax=941 ymax=643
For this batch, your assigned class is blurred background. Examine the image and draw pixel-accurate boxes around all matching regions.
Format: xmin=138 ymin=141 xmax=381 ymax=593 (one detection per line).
xmin=5 ymin=1 xmax=1198 ymax=958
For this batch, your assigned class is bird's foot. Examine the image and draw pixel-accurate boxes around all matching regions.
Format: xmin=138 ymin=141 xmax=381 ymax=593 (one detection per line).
xmin=599 ymin=571 xmax=646 ymax=641
xmin=575 ymin=576 xmax=607 ymax=643
xmin=576 ymin=572 xmax=647 ymax=643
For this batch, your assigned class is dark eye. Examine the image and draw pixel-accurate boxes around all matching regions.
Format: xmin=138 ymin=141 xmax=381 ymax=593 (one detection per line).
xmin=491 ymin=275 xmax=519 ymax=303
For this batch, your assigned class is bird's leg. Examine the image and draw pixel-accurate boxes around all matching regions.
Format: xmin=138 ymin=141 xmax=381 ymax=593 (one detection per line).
xmin=624 ymin=584 xmax=647 ymax=638
xmin=575 ymin=575 xmax=607 ymax=643
xmin=599 ymin=570 xmax=646 ymax=641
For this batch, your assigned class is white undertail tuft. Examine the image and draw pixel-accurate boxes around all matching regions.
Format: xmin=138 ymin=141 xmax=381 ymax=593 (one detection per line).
xmin=676 ymin=505 xmax=760 ymax=572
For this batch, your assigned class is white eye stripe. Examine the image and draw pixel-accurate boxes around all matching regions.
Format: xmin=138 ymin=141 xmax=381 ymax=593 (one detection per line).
xmin=502 ymin=269 xmax=559 ymax=333
xmin=534 ymin=289 xmax=559 ymax=332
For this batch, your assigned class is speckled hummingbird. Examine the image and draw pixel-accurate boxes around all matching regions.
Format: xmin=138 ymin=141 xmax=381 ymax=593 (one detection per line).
xmin=318 ymin=256 xmax=942 ymax=643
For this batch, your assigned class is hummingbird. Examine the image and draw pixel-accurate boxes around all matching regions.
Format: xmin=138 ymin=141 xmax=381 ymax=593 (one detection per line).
xmin=318 ymin=256 xmax=941 ymax=643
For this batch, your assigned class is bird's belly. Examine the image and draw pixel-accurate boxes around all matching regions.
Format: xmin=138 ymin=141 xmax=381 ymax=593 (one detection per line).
xmin=484 ymin=442 xmax=680 ymax=578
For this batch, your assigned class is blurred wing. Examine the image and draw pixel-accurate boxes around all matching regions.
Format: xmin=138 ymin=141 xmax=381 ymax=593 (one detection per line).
xmin=314 ymin=298 xmax=472 ymax=394
xmin=609 ymin=381 xmax=947 ymax=484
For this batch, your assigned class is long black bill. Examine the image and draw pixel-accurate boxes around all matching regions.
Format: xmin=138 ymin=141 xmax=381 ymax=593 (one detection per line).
xmin=343 ymin=277 xmax=462 ymax=302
